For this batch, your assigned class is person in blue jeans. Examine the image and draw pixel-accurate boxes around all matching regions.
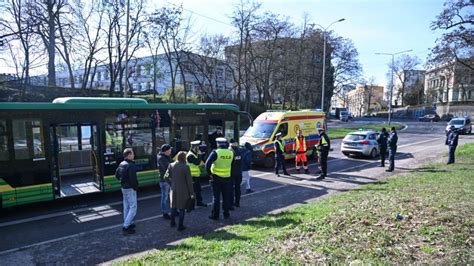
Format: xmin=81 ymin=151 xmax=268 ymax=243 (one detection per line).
xmin=157 ymin=144 xmax=173 ymax=219
xmin=115 ymin=148 xmax=139 ymax=235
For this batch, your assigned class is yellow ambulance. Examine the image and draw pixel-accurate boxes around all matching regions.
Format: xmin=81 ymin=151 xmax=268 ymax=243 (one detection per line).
xmin=240 ymin=110 xmax=327 ymax=167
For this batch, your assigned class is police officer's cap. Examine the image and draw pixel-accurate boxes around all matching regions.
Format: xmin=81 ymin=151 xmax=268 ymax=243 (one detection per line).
xmin=450 ymin=125 xmax=456 ymax=129
xmin=216 ymin=137 xmax=228 ymax=143
xmin=190 ymin=140 xmax=201 ymax=146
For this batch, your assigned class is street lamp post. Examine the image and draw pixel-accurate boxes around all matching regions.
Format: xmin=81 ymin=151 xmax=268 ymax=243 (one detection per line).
xmin=320 ymin=18 xmax=345 ymax=112
xmin=124 ymin=0 xmax=131 ymax=98
xmin=375 ymin=49 xmax=412 ymax=125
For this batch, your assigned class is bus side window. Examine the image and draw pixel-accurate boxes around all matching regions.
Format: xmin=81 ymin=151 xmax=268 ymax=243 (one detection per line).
xmin=0 ymin=120 xmax=9 ymax=161
xmin=12 ymin=119 xmax=45 ymax=160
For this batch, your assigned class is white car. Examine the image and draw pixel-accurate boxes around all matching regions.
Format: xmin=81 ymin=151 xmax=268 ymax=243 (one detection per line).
xmin=341 ymin=130 xmax=380 ymax=158
xmin=446 ymin=117 xmax=472 ymax=135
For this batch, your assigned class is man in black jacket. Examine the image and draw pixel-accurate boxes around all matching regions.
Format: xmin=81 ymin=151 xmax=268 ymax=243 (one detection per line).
xmin=157 ymin=144 xmax=172 ymax=219
xmin=446 ymin=125 xmax=459 ymax=164
xmin=115 ymin=148 xmax=139 ymax=235
xmin=229 ymin=139 xmax=242 ymax=208
xmin=377 ymin=128 xmax=389 ymax=167
xmin=386 ymin=127 xmax=398 ymax=172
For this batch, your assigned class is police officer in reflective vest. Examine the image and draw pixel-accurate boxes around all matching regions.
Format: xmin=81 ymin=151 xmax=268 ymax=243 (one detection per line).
xmin=293 ymin=129 xmax=309 ymax=174
xmin=315 ymin=128 xmax=330 ymax=180
xmin=187 ymin=140 xmax=207 ymax=208
xmin=274 ymin=132 xmax=289 ymax=176
xmin=205 ymin=137 xmax=234 ymax=220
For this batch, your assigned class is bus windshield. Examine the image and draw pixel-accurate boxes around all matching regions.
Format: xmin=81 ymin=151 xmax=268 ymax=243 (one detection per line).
xmin=243 ymin=122 xmax=277 ymax=139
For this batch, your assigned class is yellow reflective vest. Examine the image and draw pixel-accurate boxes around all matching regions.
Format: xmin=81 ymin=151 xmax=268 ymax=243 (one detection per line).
xmin=294 ymin=136 xmax=307 ymax=152
xmin=210 ymin=148 xmax=234 ymax=178
xmin=186 ymin=151 xmax=201 ymax=177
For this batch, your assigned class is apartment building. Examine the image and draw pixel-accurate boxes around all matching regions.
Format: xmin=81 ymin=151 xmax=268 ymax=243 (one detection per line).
xmin=347 ymin=85 xmax=384 ymax=117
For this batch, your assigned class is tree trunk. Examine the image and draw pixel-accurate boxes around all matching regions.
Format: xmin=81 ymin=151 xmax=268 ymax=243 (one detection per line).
xmin=47 ymin=0 xmax=56 ymax=87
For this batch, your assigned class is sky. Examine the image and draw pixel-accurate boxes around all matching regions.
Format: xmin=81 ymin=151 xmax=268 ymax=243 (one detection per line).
xmin=0 ymin=0 xmax=446 ymax=87
xmin=164 ymin=0 xmax=446 ymax=86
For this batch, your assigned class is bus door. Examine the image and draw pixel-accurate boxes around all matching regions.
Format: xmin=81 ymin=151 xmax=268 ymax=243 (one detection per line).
xmin=50 ymin=123 xmax=101 ymax=198
xmin=173 ymin=113 xmax=205 ymax=153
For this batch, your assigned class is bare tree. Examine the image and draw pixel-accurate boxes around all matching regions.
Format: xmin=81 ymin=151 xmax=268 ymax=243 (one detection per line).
xmin=72 ymin=0 xmax=107 ymax=90
xmin=29 ymin=0 xmax=70 ymax=87
xmin=103 ymin=0 xmax=146 ymax=96
xmin=149 ymin=5 xmax=192 ymax=103
xmin=392 ymin=54 xmax=421 ymax=106
xmin=184 ymin=34 xmax=236 ymax=102
xmin=428 ymin=0 xmax=473 ymax=70
xmin=0 ymin=0 xmax=39 ymax=86
xmin=230 ymin=0 xmax=261 ymax=111
xmin=331 ymin=36 xmax=363 ymax=107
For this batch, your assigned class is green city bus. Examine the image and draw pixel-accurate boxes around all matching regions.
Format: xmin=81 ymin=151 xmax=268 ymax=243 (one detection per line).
xmin=0 ymin=97 xmax=245 ymax=209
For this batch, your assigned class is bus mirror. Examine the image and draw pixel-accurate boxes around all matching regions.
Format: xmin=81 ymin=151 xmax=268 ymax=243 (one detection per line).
xmin=240 ymin=111 xmax=253 ymax=127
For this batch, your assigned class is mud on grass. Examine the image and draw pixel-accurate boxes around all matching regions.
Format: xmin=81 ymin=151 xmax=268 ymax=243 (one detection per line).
xmin=123 ymin=143 xmax=474 ymax=265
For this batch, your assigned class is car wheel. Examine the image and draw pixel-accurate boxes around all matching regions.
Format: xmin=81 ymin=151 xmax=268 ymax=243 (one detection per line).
xmin=370 ymin=148 xmax=377 ymax=159
xmin=342 ymin=151 xmax=350 ymax=157
xmin=264 ymin=153 xmax=275 ymax=168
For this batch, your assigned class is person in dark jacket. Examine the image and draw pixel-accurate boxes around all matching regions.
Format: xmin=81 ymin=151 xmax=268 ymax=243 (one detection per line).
xmin=377 ymin=128 xmax=389 ymax=167
xmin=241 ymin=142 xmax=254 ymax=193
xmin=315 ymin=128 xmax=330 ymax=180
xmin=386 ymin=127 xmax=398 ymax=172
xmin=208 ymin=127 xmax=223 ymax=150
xmin=157 ymin=144 xmax=172 ymax=219
xmin=229 ymin=139 xmax=242 ymax=208
xmin=446 ymin=125 xmax=459 ymax=164
xmin=115 ymin=148 xmax=139 ymax=235
xmin=165 ymin=151 xmax=195 ymax=231
xmin=274 ymin=132 xmax=289 ymax=176
xmin=186 ymin=140 xmax=207 ymax=207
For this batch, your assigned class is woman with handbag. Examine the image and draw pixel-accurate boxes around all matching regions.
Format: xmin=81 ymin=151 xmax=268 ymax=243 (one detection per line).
xmin=164 ymin=151 xmax=195 ymax=231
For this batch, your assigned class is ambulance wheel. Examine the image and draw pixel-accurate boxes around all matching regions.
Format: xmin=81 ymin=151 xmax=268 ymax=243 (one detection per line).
xmin=264 ymin=153 xmax=275 ymax=168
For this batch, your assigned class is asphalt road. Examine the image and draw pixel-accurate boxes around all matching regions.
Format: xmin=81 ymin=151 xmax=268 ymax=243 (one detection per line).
xmin=0 ymin=120 xmax=472 ymax=265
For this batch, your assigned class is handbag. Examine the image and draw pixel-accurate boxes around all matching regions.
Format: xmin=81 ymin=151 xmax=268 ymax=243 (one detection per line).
xmin=185 ymin=197 xmax=195 ymax=211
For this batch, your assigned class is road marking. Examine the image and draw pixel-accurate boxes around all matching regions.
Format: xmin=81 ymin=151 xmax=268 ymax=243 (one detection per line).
xmin=0 ymin=183 xmax=287 ymax=256
xmin=0 ymin=186 xmax=208 ymax=228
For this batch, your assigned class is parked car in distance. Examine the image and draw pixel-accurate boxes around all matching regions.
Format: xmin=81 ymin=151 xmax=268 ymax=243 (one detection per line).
xmin=446 ymin=117 xmax=472 ymax=134
xmin=339 ymin=111 xmax=349 ymax=122
xmin=418 ymin=114 xmax=440 ymax=122
xmin=341 ymin=130 xmax=380 ymax=158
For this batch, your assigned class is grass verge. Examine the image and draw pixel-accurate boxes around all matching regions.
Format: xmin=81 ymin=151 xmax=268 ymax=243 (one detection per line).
xmin=123 ymin=143 xmax=474 ymax=265
xmin=329 ymin=123 xmax=405 ymax=139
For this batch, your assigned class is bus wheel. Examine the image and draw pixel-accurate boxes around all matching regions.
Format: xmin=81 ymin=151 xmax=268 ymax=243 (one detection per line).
xmin=264 ymin=153 xmax=275 ymax=168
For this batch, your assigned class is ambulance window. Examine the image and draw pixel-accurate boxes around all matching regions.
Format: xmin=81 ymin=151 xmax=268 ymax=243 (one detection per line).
xmin=276 ymin=123 xmax=288 ymax=138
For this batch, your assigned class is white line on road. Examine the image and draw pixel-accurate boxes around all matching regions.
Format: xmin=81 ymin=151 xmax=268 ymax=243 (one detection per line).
xmin=0 ymin=184 xmax=287 ymax=256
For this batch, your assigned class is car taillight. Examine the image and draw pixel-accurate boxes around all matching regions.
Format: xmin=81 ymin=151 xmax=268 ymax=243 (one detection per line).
xmin=359 ymin=140 xmax=369 ymax=145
